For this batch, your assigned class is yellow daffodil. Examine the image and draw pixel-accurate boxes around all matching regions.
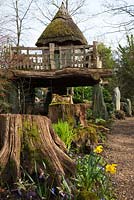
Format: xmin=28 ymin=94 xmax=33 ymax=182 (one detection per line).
xmin=105 ymin=164 xmax=117 ymax=174
xmin=93 ymin=145 xmax=103 ymax=154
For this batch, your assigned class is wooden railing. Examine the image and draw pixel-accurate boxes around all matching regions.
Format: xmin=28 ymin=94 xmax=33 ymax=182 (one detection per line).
xmin=0 ymin=42 xmax=102 ymax=71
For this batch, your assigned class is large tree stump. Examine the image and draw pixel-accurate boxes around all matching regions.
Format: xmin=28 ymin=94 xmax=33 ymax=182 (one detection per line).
xmin=0 ymin=114 xmax=75 ymax=185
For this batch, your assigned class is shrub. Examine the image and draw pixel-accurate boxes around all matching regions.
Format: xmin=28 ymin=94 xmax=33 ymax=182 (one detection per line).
xmin=73 ymin=126 xmax=98 ymax=153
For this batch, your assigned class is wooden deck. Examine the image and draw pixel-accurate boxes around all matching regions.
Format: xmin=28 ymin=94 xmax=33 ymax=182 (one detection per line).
xmin=0 ymin=42 xmax=112 ymax=87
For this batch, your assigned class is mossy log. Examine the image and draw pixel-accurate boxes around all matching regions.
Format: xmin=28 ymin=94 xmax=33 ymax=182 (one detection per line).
xmin=0 ymin=114 xmax=75 ymax=185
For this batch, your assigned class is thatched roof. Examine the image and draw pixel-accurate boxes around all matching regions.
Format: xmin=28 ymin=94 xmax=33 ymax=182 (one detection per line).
xmin=36 ymin=2 xmax=88 ymax=47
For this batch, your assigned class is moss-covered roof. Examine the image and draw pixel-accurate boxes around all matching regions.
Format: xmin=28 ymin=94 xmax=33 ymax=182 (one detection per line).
xmin=36 ymin=2 xmax=87 ymax=47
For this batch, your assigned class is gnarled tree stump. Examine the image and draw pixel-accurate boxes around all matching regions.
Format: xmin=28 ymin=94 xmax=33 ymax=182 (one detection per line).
xmin=0 ymin=114 xmax=75 ymax=185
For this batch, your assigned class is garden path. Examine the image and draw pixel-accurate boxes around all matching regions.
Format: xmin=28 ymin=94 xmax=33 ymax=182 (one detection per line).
xmin=104 ymin=117 xmax=134 ymax=200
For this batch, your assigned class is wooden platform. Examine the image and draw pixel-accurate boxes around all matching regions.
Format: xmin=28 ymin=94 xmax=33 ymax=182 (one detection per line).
xmin=0 ymin=43 xmax=112 ymax=88
xmin=10 ymin=67 xmax=112 ymax=87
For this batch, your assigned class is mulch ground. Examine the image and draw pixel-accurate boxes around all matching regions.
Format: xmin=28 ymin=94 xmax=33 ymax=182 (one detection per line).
xmin=104 ymin=117 xmax=134 ymax=200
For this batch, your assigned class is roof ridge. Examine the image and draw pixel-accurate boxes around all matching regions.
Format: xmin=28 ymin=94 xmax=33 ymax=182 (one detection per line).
xmin=53 ymin=2 xmax=71 ymax=20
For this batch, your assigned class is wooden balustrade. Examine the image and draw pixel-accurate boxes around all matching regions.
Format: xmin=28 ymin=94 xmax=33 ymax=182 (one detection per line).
xmin=0 ymin=42 xmax=102 ymax=71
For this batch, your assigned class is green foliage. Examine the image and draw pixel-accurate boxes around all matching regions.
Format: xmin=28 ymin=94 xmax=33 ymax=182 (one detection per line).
xmin=116 ymin=34 xmax=134 ymax=106
xmin=76 ymin=153 xmax=116 ymax=200
xmin=73 ymin=87 xmax=92 ymax=103
xmin=0 ymin=100 xmax=10 ymax=113
xmin=53 ymin=120 xmax=74 ymax=150
xmin=77 ymin=189 xmax=98 ymax=200
xmin=86 ymin=108 xmax=93 ymax=120
xmin=0 ymin=74 xmax=11 ymax=113
xmin=15 ymin=178 xmax=36 ymax=195
xmin=103 ymin=87 xmax=112 ymax=103
xmin=97 ymin=43 xmax=116 ymax=113
xmin=73 ymin=126 xmax=98 ymax=153
xmin=57 ymin=176 xmax=73 ymax=200
xmin=16 ymin=162 xmax=74 ymax=200
xmin=98 ymin=43 xmax=115 ymax=69
xmin=95 ymin=118 xmax=106 ymax=126
xmin=15 ymin=161 xmax=55 ymax=200
xmin=33 ymin=161 xmax=54 ymax=199
xmin=73 ymin=82 xmax=113 ymax=117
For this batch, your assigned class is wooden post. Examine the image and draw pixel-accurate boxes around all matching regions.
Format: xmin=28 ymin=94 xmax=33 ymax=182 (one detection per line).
xmin=42 ymin=49 xmax=46 ymax=70
xmin=83 ymin=46 xmax=86 ymax=68
xmin=93 ymin=41 xmax=97 ymax=68
xmin=88 ymin=53 xmax=92 ymax=68
xmin=72 ymin=46 xmax=75 ymax=67
xmin=49 ymin=43 xmax=55 ymax=70
xmin=26 ymin=49 xmax=29 ymax=70
xmin=59 ymin=46 xmax=62 ymax=69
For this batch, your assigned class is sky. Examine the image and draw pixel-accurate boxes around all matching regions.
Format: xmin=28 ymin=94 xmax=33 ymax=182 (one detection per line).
xmin=82 ymin=0 xmax=134 ymax=48
xmin=0 ymin=0 xmax=134 ymax=49
xmin=28 ymin=0 xmax=134 ymax=49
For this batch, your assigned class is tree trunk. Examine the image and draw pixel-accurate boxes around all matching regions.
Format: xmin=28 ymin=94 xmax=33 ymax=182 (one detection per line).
xmin=0 ymin=114 xmax=75 ymax=185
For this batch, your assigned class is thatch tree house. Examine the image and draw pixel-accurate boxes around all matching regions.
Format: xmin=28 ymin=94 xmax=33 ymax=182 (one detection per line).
xmin=3 ymin=2 xmax=111 ymax=115
xmin=36 ymin=2 xmax=88 ymax=113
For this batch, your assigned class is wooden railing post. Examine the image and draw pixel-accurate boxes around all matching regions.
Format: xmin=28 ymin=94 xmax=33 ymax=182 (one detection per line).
xmin=72 ymin=46 xmax=75 ymax=67
xmin=59 ymin=46 xmax=62 ymax=69
xmin=93 ymin=41 xmax=97 ymax=68
xmin=49 ymin=43 xmax=55 ymax=70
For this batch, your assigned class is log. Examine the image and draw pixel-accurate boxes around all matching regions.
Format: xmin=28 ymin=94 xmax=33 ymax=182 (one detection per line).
xmin=0 ymin=114 xmax=75 ymax=185
xmin=12 ymin=68 xmax=112 ymax=79
xmin=10 ymin=68 xmax=112 ymax=88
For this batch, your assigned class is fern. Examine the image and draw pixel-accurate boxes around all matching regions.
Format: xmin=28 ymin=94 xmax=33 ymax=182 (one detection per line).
xmin=53 ymin=120 xmax=74 ymax=150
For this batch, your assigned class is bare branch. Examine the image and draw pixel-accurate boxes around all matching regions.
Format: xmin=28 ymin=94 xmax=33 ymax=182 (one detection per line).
xmin=35 ymin=1 xmax=51 ymax=22
xmin=21 ymin=0 xmax=34 ymax=21
xmin=102 ymin=0 xmax=134 ymax=32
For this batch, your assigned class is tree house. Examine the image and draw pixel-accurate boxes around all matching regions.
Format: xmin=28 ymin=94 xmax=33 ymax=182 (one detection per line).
xmin=0 ymin=2 xmax=112 ymax=114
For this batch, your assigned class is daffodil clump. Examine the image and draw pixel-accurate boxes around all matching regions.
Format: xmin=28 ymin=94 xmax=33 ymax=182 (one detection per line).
xmin=76 ymin=145 xmax=117 ymax=199
xmin=93 ymin=145 xmax=117 ymax=174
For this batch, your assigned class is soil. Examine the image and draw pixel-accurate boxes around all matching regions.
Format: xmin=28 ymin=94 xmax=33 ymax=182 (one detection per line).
xmin=104 ymin=117 xmax=134 ymax=200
